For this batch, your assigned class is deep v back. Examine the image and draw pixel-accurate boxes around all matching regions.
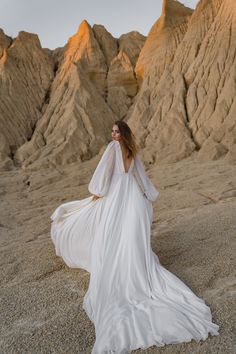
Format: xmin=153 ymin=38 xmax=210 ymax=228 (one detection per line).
xmin=117 ymin=141 xmax=134 ymax=173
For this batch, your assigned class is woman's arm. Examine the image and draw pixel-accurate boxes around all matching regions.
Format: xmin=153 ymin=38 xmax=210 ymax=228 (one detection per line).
xmin=133 ymin=155 xmax=159 ymax=202
xmin=88 ymin=141 xmax=116 ymax=199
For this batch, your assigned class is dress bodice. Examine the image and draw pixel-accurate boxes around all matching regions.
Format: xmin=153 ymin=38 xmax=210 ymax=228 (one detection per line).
xmin=88 ymin=139 xmax=159 ymax=202
xmin=113 ymin=140 xmax=134 ymax=175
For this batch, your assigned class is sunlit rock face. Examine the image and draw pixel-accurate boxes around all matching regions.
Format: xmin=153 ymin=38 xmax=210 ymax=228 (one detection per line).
xmin=127 ymin=0 xmax=236 ymax=164
xmin=14 ymin=20 xmax=116 ymax=170
xmin=0 ymin=21 xmax=145 ymax=170
xmin=1 ymin=0 xmax=236 ymax=170
xmin=135 ymin=0 xmax=193 ymax=85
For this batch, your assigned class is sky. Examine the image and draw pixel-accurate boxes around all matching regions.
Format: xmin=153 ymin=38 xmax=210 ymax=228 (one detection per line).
xmin=0 ymin=0 xmax=199 ymax=49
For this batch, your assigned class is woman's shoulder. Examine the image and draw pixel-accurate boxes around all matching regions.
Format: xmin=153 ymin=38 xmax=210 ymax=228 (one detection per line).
xmin=108 ymin=139 xmax=119 ymax=145
xmin=107 ymin=140 xmax=119 ymax=149
xmin=100 ymin=140 xmax=118 ymax=156
xmin=107 ymin=140 xmax=140 ymax=157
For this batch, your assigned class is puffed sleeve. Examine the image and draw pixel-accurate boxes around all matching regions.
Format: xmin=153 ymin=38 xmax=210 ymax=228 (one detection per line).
xmin=133 ymin=155 xmax=159 ymax=202
xmin=88 ymin=140 xmax=116 ymax=197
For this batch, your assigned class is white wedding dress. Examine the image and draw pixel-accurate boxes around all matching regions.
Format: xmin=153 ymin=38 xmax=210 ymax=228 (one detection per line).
xmin=50 ymin=140 xmax=219 ymax=353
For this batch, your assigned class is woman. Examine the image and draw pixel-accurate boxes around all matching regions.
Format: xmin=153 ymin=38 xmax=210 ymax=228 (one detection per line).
xmin=50 ymin=120 xmax=219 ymax=353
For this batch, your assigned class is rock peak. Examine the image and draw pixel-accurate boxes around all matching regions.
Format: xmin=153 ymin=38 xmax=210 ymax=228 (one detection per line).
xmin=67 ymin=19 xmax=93 ymax=49
xmin=162 ymin=0 xmax=194 ymax=23
xmin=76 ymin=20 xmax=92 ymax=35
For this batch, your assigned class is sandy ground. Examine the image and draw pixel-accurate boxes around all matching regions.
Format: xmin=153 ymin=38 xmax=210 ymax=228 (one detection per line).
xmin=0 ymin=155 xmax=236 ymax=354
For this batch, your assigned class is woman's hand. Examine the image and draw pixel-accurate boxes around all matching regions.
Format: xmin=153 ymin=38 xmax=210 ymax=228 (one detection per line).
xmin=92 ymin=195 xmax=102 ymax=201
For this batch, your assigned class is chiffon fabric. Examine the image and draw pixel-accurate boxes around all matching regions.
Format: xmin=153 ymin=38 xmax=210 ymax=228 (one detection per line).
xmin=50 ymin=140 xmax=219 ymax=353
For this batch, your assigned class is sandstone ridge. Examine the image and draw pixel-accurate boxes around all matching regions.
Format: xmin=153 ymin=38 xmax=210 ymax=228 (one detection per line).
xmin=127 ymin=0 xmax=236 ymax=165
xmin=1 ymin=0 xmax=236 ymax=170
xmin=0 ymin=23 xmax=145 ymax=170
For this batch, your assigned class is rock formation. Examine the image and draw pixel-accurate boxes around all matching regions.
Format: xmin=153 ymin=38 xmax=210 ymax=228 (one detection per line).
xmin=0 ymin=22 xmax=145 ymax=170
xmin=107 ymin=31 xmax=146 ymax=118
xmin=0 ymin=30 xmax=54 ymax=169
xmin=127 ymin=0 xmax=236 ymax=164
xmin=14 ymin=20 xmax=116 ymax=169
xmin=135 ymin=0 xmax=193 ymax=84
xmin=1 ymin=0 xmax=236 ymax=170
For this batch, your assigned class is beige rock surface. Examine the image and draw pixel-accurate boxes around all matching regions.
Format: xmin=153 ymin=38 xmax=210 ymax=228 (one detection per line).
xmin=106 ymin=32 xmax=146 ymax=119
xmin=135 ymin=0 xmax=193 ymax=84
xmin=0 ymin=157 xmax=235 ymax=353
xmin=14 ymin=21 xmax=116 ymax=169
xmin=0 ymin=30 xmax=55 ymax=170
xmin=1 ymin=0 xmax=236 ymax=170
xmin=92 ymin=24 xmax=118 ymax=66
xmin=127 ymin=0 xmax=236 ymax=164
xmin=0 ymin=28 xmax=12 ymax=58
xmin=0 ymin=22 xmax=144 ymax=170
xmin=107 ymin=50 xmax=137 ymax=118
xmin=119 ymin=31 xmax=146 ymax=68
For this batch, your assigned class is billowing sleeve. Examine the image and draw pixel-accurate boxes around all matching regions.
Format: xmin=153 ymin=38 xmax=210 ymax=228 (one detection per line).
xmin=133 ymin=155 xmax=159 ymax=202
xmin=88 ymin=141 xmax=116 ymax=197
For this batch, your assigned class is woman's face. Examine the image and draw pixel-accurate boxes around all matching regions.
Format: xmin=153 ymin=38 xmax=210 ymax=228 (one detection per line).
xmin=111 ymin=125 xmax=121 ymax=141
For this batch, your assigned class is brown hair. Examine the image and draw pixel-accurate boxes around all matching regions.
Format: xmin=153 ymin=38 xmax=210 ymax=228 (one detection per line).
xmin=113 ymin=120 xmax=137 ymax=159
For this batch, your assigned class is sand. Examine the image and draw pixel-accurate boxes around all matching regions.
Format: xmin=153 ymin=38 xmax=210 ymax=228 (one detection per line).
xmin=0 ymin=156 xmax=236 ymax=354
